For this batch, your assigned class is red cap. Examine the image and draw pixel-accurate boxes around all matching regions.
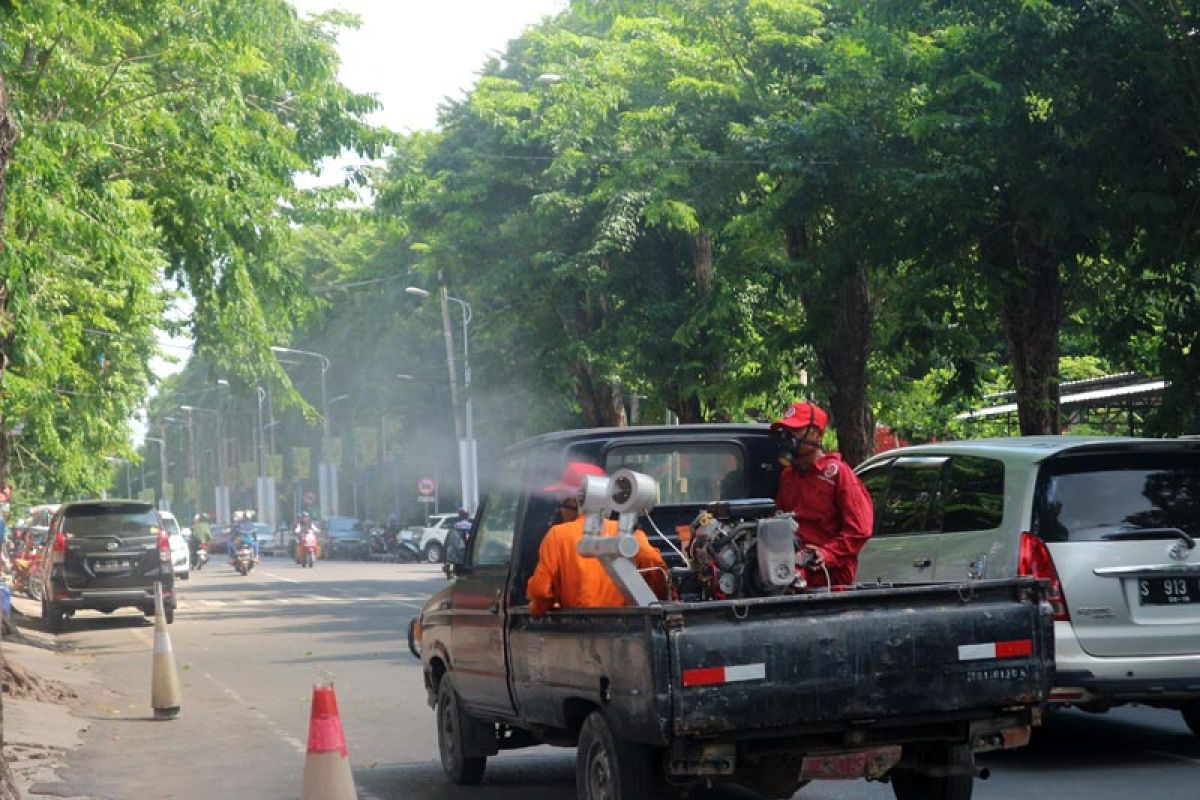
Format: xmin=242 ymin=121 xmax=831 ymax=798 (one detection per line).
xmin=542 ymin=461 xmax=605 ymax=496
xmin=771 ymin=401 xmax=828 ymax=432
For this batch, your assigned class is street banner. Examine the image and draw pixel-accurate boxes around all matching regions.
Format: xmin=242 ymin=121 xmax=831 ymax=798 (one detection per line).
xmin=269 ymin=454 xmax=284 ymax=481
xmin=163 ymin=483 xmax=174 ymax=503
xmin=356 ymin=427 xmax=380 ymax=466
xmin=238 ymin=461 xmax=254 ymax=488
xmin=323 ymin=437 xmax=343 ymax=466
xmin=293 ymin=447 xmax=311 ymax=480
xmin=183 ymin=478 xmax=196 ymax=501
xmin=382 ymin=417 xmax=404 ymax=459
xmin=140 ymin=488 xmax=155 ymax=503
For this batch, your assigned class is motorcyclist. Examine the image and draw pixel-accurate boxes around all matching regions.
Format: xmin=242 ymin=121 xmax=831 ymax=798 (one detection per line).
xmin=293 ymin=512 xmax=318 ymax=563
xmin=230 ymin=514 xmax=259 ymax=564
xmin=190 ymin=513 xmax=212 ymax=567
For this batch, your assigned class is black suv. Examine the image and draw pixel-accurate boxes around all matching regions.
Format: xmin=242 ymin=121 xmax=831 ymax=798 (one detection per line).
xmin=40 ymin=500 xmax=176 ymax=631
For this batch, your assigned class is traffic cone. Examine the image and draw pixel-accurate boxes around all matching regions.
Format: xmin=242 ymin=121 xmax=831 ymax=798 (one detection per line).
xmin=150 ymin=581 xmax=181 ymax=720
xmin=300 ymin=682 xmax=358 ymax=800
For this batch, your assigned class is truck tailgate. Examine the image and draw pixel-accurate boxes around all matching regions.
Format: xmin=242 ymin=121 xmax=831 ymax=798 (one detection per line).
xmin=669 ymin=579 xmax=1052 ymax=737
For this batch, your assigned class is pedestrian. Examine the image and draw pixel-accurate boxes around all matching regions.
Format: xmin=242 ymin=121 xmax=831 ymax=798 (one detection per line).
xmin=526 ymin=461 xmax=667 ymax=615
xmin=771 ymin=401 xmax=874 ymax=587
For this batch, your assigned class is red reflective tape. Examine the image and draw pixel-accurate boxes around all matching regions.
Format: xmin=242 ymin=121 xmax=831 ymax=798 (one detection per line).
xmin=682 ymin=667 xmax=726 ymax=687
xmin=995 ymin=639 xmax=1033 ymax=658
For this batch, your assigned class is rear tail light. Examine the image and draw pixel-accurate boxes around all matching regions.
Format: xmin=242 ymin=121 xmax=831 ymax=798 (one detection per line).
xmin=51 ymin=531 xmax=67 ymax=565
xmin=156 ymin=528 xmax=171 ymax=564
xmin=1019 ymin=532 xmax=1069 ymax=621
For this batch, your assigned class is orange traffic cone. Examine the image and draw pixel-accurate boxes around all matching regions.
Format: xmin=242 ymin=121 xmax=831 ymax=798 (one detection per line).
xmin=300 ymin=682 xmax=358 ymax=800
xmin=150 ymin=581 xmax=181 ymax=720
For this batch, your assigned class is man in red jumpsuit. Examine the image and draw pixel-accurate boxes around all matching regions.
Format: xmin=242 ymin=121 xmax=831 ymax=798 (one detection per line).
xmin=772 ymin=401 xmax=874 ymax=587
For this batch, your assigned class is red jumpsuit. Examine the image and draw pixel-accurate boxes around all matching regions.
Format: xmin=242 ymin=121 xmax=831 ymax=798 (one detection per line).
xmin=775 ymin=453 xmax=874 ymax=587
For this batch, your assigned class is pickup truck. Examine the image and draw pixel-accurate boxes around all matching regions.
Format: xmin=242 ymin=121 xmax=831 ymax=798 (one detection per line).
xmin=410 ymin=424 xmax=1054 ymax=800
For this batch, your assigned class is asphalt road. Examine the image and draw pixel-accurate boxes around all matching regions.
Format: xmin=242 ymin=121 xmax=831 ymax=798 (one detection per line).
xmin=31 ymin=558 xmax=1200 ymax=800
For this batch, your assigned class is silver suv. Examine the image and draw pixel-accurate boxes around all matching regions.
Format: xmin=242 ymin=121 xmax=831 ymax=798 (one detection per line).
xmin=854 ymin=437 xmax=1200 ymax=735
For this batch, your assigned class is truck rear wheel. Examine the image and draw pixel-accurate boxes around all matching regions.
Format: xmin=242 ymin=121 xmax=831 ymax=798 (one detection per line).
xmin=576 ymin=710 xmax=656 ymax=800
xmin=437 ymin=676 xmax=487 ymax=785
xmin=891 ymin=743 xmax=973 ymax=800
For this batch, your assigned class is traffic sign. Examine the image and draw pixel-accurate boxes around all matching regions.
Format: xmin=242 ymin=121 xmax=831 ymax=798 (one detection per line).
xmin=417 ymin=478 xmax=436 ymax=497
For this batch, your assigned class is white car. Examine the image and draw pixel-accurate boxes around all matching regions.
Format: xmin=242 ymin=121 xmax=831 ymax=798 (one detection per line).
xmin=157 ymin=510 xmax=190 ymax=580
xmin=411 ymin=513 xmax=462 ymax=563
xmin=855 ymin=436 xmax=1200 ymax=736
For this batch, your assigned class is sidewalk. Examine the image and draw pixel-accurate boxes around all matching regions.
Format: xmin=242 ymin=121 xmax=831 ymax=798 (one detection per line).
xmin=2 ymin=596 xmax=94 ymax=799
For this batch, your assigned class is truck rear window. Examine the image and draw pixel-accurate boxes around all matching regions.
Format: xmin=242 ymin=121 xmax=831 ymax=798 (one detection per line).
xmin=605 ymin=444 xmax=744 ymax=505
xmin=1037 ymin=453 xmax=1200 ymax=542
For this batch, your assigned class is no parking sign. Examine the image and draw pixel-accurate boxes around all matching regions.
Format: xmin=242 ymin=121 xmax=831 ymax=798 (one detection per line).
xmin=417 ymin=478 xmax=436 ymax=497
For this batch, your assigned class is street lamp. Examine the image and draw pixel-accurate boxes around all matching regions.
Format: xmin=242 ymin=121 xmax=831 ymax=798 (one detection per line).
xmin=406 ymin=285 xmax=478 ymax=511
xmin=180 ymin=404 xmax=225 ymax=523
xmin=271 ymin=345 xmax=337 ymax=517
xmin=143 ymin=435 xmax=168 ymax=510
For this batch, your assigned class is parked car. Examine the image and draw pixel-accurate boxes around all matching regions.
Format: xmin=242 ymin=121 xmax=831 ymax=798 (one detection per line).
xmin=156 ymin=510 xmax=189 ymax=580
xmin=324 ymin=516 xmax=370 ymax=560
xmin=40 ymin=499 xmax=176 ymax=631
xmin=854 ymin=436 xmax=1200 ymax=736
xmin=410 ymin=513 xmax=459 ymax=563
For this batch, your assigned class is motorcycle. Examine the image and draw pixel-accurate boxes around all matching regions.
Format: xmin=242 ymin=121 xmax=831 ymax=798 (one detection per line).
xmin=11 ymin=545 xmax=44 ymax=601
xmin=193 ymin=543 xmax=209 ymax=571
xmin=392 ymin=534 xmax=422 ymax=563
xmin=301 ymin=536 xmax=318 ymax=568
xmin=233 ymin=542 xmax=257 ymax=576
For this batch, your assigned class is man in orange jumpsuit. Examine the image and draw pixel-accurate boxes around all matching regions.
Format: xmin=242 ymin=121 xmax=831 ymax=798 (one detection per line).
xmin=527 ymin=461 xmax=667 ymax=616
xmin=772 ymin=401 xmax=874 ymax=587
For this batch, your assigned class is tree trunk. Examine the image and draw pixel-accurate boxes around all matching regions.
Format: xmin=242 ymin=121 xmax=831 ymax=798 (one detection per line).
xmin=572 ymin=361 xmax=627 ymax=427
xmin=0 ymin=70 xmax=21 ymax=800
xmin=692 ymin=231 xmax=714 ymax=296
xmin=985 ymin=219 xmax=1064 ymax=436
xmin=784 ymin=223 xmax=876 ymax=466
xmin=820 ymin=264 xmax=875 ymax=466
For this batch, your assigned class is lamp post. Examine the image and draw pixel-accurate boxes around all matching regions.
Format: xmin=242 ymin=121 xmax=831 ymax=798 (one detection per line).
xmin=180 ymin=404 xmax=226 ymax=523
xmin=271 ymin=345 xmax=337 ymax=518
xmin=144 ymin=435 xmax=168 ymax=510
xmin=406 ymin=286 xmax=478 ymax=511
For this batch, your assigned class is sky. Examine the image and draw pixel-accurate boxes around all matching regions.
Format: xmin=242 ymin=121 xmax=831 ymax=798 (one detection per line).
xmin=143 ymin=0 xmax=567 ymax=435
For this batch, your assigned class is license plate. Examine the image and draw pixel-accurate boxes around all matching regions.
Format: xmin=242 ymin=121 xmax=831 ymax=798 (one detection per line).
xmin=93 ymin=559 xmax=131 ymax=573
xmin=1139 ymin=577 xmax=1199 ymax=605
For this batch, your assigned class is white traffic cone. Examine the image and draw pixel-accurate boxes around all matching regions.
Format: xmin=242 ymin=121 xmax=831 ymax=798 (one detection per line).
xmin=300 ymin=682 xmax=358 ymax=800
xmin=150 ymin=581 xmax=181 ymax=720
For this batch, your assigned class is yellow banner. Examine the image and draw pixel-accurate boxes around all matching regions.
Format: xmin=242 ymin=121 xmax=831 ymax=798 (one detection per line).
xmin=293 ymin=447 xmax=311 ymax=480
xmin=356 ymin=427 xmax=380 ymax=466
xmin=183 ymin=478 xmax=196 ymax=500
xmin=323 ymin=437 xmax=343 ymax=466
xmin=238 ymin=462 xmax=254 ymax=488
xmin=269 ymin=454 xmax=284 ymax=481
xmin=382 ymin=417 xmax=404 ymax=459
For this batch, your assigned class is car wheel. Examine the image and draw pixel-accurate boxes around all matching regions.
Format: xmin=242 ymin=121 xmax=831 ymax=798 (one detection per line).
xmin=179 ymin=570 xmax=189 ymax=581
xmin=1182 ymin=702 xmax=1200 ymax=737
xmin=576 ymin=710 xmax=657 ymax=800
xmin=165 ymin=607 xmax=175 ymax=624
xmin=27 ymin=576 xmax=43 ymax=602
xmin=41 ymin=596 xmax=65 ymax=633
xmin=425 ymin=542 xmax=445 ymax=564
xmin=890 ymin=743 xmax=973 ymax=800
xmin=437 ymin=676 xmax=488 ymax=785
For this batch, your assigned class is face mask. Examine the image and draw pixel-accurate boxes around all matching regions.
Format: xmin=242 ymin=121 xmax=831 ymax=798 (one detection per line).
xmin=775 ymin=430 xmax=800 ymax=465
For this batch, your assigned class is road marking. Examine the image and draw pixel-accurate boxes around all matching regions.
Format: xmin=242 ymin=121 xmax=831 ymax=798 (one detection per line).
xmin=204 ymin=671 xmax=307 ymax=755
xmin=262 ymin=570 xmax=301 ymax=583
xmin=1148 ymin=749 xmax=1200 ymax=766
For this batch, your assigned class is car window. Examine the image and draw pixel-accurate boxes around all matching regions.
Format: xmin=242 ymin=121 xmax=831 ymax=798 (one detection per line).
xmin=62 ymin=506 xmax=159 ymax=538
xmin=605 ymin=443 xmax=744 ymax=504
xmin=857 ymin=462 xmax=893 ymax=533
xmin=941 ymin=456 xmax=1005 ymax=532
xmin=878 ymin=457 xmax=947 ymax=535
xmin=473 ymin=492 xmax=519 ymax=568
xmin=1036 ymin=452 xmax=1200 ymax=542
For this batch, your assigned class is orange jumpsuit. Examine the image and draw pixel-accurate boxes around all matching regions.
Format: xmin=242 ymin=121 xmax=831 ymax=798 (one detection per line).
xmin=527 ymin=517 xmax=667 ymax=616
